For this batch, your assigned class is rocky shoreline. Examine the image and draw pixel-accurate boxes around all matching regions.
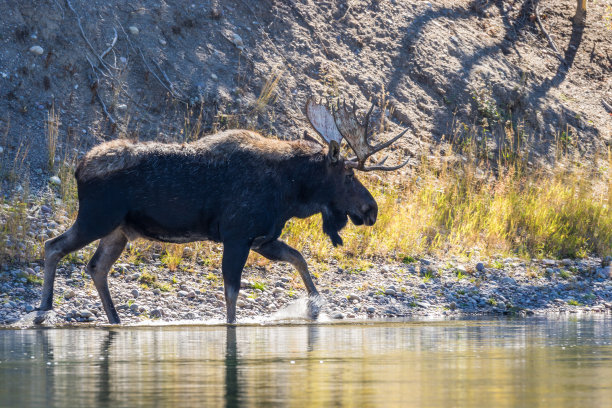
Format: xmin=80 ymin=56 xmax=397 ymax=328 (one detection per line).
xmin=2 ymin=248 xmax=612 ymax=326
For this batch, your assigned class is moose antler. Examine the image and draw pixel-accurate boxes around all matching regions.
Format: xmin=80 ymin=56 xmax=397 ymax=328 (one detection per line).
xmin=305 ymin=98 xmax=343 ymax=146
xmin=305 ymin=97 xmax=409 ymax=171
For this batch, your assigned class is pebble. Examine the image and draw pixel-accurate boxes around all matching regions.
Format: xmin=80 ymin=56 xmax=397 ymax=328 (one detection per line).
xmin=476 ymin=262 xmax=485 ymax=272
xmin=79 ymin=310 xmax=93 ymax=318
xmin=348 ymin=293 xmax=360 ymax=301
xmin=64 ymin=290 xmax=76 ymax=300
xmin=131 ymin=289 xmax=139 ymax=298
xmin=128 ymin=26 xmax=139 ymax=35
xmin=150 ymin=309 xmax=163 ymax=318
xmin=385 ymin=288 xmax=396 ymax=296
xmin=178 ymin=290 xmax=189 ymax=297
xmin=49 ymin=176 xmax=61 ymax=186
xmin=332 ymin=312 xmax=344 ymax=319
xmin=231 ymin=33 xmax=245 ymax=50
xmin=159 ymin=38 xmax=167 ymax=46
xmin=29 ymin=46 xmax=44 ymax=55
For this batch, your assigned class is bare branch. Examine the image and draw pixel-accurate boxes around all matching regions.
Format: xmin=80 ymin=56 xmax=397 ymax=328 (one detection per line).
xmin=66 ymin=0 xmax=112 ymax=71
xmin=100 ymin=27 xmax=118 ymax=60
xmin=85 ymin=55 xmax=116 ymax=127
xmin=119 ymin=22 xmax=187 ymax=103
xmin=532 ymin=1 xmax=567 ymax=66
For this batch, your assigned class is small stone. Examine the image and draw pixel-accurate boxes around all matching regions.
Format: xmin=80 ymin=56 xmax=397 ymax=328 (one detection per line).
xmin=24 ymin=304 xmax=34 ymax=313
xmin=237 ymin=299 xmax=246 ymax=307
xmin=385 ymin=288 xmax=396 ymax=296
xmin=416 ymin=301 xmax=431 ymax=308
xmin=64 ymin=289 xmax=76 ymax=300
xmin=150 ymin=308 xmax=163 ymax=318
xmin=449 ymin=302 xmax=457 ymax=310
xmin=79 ymin=310 xmax=93 ymax=318
xmin=116 ymin=104 xmax=127 ymax=111
xmin=231 ymin=33 xmax=244 ymax=50
xmin=366 ymin=306 xmax=376 ymax=313
xmin=597 ymin=266 xmax=612 ymax=279
xmin=131 ymin=289 xmax=139 ymax=298
xmin=476 ymin=262 xmax=485 ymax=272
xmin=128 ymin=26 xmax=139 ymax=35
xmin=211 ymin=73 xmax=218 ymax=80
xmin=348 ymin=293 xmax=360 ymax=302
xmin=187 ymin=290 xmax=196 ymax=299
xmin=602 ymin=256 xmax=612 ymax=267
xmin=49 ymin=176 xmax=61 ymax=186
xmin=152 ymin=288 xmax=161 ymax=295
xmin=561 ymin=259 xmax=573 ymax=266
xmin=129 ymin=303 xmax=139 ymax=313
xmin=332 ymin=312 xmax=344 ymax=319
xmin=29 ymin=46 xmax=44 ymax=55
xmin=178 ymin=290 xmax=188 ymax=297
xmin=159 ymin=38 xmax=167 ymax=46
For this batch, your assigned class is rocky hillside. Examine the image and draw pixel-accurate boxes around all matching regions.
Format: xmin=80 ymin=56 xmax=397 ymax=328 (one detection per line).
xmin=0 ymin=0 xmax=611 ymax=191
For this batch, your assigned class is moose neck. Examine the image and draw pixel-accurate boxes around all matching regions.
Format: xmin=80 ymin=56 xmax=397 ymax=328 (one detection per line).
xmin=282 ymin=152 xmax=333 ymax=221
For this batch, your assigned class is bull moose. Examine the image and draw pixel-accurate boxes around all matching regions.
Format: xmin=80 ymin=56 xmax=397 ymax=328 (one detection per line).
xmin=37 ymin=98 xmax=409 ymax=324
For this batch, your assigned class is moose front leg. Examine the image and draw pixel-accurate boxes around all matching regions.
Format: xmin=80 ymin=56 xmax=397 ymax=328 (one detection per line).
xmin=253 ymin=239 xmax=322 ymax=319
xmin=221 ymin=240 xmax=251 ymax=324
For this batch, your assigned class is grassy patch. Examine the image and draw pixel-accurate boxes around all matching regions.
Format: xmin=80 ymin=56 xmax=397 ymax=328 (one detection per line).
xmin=251 ymin=281 xmax=266 ymax=291
xmin=281 ymin=148 xmax=612 ymax=261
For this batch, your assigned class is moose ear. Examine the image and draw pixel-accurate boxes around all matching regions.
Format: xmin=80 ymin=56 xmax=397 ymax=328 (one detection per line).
xmin=327 ymin=140 xmax=341 ymax=163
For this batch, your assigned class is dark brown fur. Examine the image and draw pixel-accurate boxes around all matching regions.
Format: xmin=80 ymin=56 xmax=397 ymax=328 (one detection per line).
xmin=39 ymin=129 xmax=377 ymax=324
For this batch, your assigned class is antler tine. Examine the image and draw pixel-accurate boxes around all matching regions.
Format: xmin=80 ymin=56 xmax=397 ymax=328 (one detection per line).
xmin=368 ymin=128 xmax=409 ymax=155
xmin=360 ymin=158 xmax=410 ymax=172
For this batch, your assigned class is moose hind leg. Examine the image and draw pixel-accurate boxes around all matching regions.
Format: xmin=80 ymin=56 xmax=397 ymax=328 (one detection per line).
xmin=40 ymin=225 xmax=97 ymax=311
xmin=253 ymin=239 xmax=322 ymax=318
xmin=87 ymin=229 xmax=127 ymax=324
xmin=221 ymin=240 xmax=251 ymax=324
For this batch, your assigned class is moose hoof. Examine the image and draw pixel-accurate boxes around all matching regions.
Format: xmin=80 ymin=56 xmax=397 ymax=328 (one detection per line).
xmin=307 ymin=295 xmax=324 ymax=320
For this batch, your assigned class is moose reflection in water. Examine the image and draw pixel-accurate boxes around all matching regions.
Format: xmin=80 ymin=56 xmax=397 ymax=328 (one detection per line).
xmin=3 ymin=319 xmax=612 ymax=407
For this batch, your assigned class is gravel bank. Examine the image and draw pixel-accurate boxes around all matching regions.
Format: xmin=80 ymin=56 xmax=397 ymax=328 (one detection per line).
xmin=2 ymin=250 xmax=612 ymax=326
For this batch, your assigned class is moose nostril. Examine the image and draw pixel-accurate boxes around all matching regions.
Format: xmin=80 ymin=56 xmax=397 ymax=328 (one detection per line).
xmin=361 ymin=204 xmax=371 ymax=214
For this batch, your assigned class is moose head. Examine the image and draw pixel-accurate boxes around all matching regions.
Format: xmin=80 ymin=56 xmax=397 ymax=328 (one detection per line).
xmin=305 ymin=97 xmax=410 ymax=246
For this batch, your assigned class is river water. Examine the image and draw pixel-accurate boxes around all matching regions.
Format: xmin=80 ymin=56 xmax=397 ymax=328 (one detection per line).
xmin=1 ymin=317 xmax=611 ymax=407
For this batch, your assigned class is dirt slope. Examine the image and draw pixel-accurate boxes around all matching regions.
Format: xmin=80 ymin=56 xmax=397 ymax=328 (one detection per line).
xmin=0 ymin=0 xmax=610 ymax=191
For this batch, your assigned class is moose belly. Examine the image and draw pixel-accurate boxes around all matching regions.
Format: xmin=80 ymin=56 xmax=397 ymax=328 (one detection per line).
xmin=123 ymin=209 xmax=221 ymax=243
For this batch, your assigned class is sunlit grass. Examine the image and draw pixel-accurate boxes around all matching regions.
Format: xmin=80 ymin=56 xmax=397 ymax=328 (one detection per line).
xmin=282 ymin=150 xmax=612 ymax=261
